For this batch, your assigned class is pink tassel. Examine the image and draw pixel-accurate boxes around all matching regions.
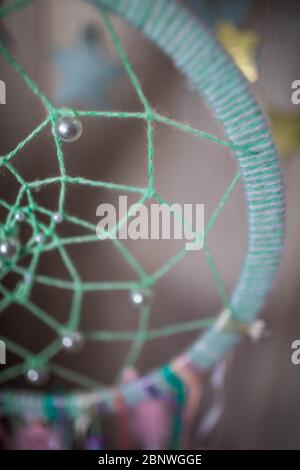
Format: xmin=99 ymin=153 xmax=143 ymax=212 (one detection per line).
xmin=4 ymin=421 xmax=64 ymax=450
xmin=122 ymin=368 xmax=171 ymax=450
xmin=131 ymin=395 xmax=171 ymax=450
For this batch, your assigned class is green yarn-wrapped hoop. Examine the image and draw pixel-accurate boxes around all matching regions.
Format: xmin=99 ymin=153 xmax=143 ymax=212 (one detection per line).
xmin=0 ymin=0 xmax=284 ymax=414
xmin=90 ymin=0 xmax=284 ymax=407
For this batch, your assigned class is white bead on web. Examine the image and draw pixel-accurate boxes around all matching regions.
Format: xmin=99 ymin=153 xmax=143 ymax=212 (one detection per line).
xmin=14 ymin=211 xmax=25 ymax=223
xmin=0 ymin=238 xmax=19 ymax=260
xmin=24 ymin=273 xmax=32 ymax=284
xmin=52 ymin=212 xmax=63 ymax=224
xmin=61 ymin=331 xmax=85 ymax=353
xmin=56 ymin=116 xmax=83 ymax=142
xmin=25 ymin=367 xmax=49 ymax=386
xmin=130 ymin=288 xmax=153 ymax=308
xmin=35 ymin=233 xmax=44 ymax=244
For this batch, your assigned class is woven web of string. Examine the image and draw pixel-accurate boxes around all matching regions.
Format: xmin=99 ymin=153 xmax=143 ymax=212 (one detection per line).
xmin=0 ymin=1 xmax=244 ymax=391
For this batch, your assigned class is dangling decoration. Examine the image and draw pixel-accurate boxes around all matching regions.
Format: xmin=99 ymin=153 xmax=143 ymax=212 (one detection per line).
xmin=123 ymin=368 xmax=171 ymax=450
xmin=171 ymin=359 xmax=203 ymax=449
xmin=52 ymin=24 xmax=120 ymax=107
xmin=197 ymin=359 xmax=227 ymax=438
xmin=161 ymin=366 xmax=187 ymax=450
xmin=216 ymin=21 xmax=261 ymax=83
xmin=74 ymin=412 xmax=93 ymax=449
xmin=72 ymin=407 xmax=104 ymax=450
xmin=85 ymin=417 xmax=104 ymax=450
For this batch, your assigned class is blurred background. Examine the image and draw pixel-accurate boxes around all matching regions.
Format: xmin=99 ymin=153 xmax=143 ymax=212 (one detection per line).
xmin=0 ymin=0 xmax=300 ymax=449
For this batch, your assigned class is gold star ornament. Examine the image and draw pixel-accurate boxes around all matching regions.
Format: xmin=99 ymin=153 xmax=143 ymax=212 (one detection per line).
xmin=270 ymin=111 xmax=300 ymax=159
xmin=216 ymin=20 xmax=261 ymax=83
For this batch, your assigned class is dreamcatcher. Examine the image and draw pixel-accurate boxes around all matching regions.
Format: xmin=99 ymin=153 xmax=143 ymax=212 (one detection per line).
xmin=0 ymin=0 xmax=284 ymax=450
